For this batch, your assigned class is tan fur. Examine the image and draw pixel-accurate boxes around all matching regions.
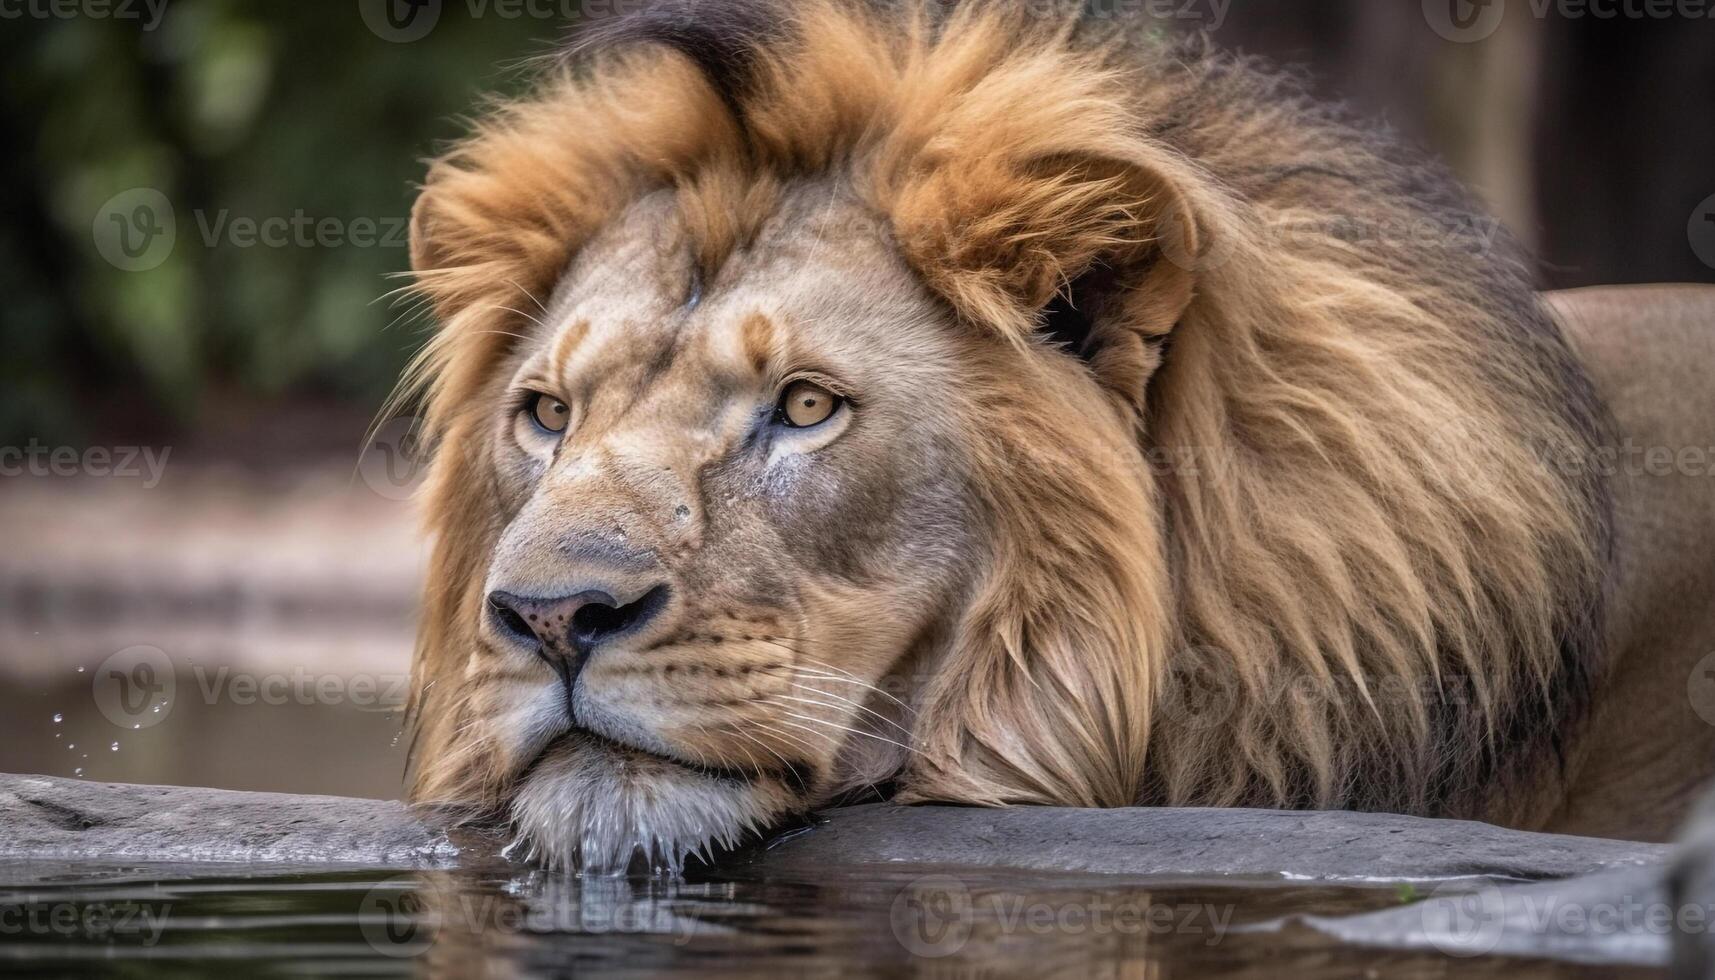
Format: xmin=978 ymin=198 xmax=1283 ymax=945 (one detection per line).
xmin=396 ymin=2 xmax=1617 ymax=863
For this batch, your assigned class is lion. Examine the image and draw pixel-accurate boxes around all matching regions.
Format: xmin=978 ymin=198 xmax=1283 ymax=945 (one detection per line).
xmin=392 ymin=0 xmax=1715 ymax=872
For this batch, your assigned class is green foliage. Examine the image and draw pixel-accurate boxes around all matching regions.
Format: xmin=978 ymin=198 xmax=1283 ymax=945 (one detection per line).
xmin=0 ymin=1 xmax=549 ymax=444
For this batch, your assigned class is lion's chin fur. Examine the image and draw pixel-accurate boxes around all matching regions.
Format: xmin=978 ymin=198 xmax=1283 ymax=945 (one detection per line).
xmin=509 ymin=737 xmax=797 ymax=876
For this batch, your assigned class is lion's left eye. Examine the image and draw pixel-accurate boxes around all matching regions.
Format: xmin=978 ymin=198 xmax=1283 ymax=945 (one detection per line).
xmin=777 ymin=381 xmax=842 ymax=428
xmin=527 ymin=392 xmax=572 ymax=435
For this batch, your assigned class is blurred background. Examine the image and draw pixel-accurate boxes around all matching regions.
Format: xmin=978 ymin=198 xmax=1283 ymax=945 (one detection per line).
xmin=1 ymin=0 xmax=1711 ymax=800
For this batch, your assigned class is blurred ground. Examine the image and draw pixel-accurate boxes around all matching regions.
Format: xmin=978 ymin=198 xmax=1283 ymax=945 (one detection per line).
xmin=0 ymin=431 xmax=422 ymax=798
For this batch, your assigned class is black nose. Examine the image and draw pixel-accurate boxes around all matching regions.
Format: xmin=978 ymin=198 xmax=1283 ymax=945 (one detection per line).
xmin=487 ymin=585 xmax=670 ymax=657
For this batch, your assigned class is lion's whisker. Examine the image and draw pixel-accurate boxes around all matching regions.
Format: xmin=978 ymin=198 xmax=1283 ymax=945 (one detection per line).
xmin=776 ymin=711 xmax=923 ymax=757
xmin=774 ymin=691 xmax=914 ymax=737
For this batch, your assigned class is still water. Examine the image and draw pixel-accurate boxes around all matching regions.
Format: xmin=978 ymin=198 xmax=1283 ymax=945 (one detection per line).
xmin=0 ymin=860 xmax=1659 ymax=978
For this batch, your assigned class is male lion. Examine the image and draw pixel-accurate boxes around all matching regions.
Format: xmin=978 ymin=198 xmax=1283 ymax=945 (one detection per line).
xmin=396 ymin=0 xmax=1715 ymax=872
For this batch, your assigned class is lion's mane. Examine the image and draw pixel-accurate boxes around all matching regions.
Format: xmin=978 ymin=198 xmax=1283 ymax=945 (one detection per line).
xmin=401 ymin=0 xmax=1611 ymax=828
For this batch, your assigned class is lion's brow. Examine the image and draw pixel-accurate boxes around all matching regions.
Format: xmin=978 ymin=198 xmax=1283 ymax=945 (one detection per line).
xmin=550 ymin=319 xmax=591 ymax=386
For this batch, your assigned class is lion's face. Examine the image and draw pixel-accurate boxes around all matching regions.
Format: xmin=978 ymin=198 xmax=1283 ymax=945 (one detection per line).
xmin=469 ymin=188 xmax=1003 ymax=870
xmin=408 ymin=0 xmax=1609 ymax=874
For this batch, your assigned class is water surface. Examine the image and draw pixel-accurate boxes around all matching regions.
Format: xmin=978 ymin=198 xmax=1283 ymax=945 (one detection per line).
xmin=0 ymin=861 xmax=1662 ymax=977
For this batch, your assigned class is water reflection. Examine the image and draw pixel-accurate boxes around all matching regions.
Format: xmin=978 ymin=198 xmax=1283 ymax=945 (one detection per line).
xmin=0 ymin=862 xmax=1662 ymax=978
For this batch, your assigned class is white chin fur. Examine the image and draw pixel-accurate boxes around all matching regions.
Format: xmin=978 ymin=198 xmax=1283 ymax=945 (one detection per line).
xmin=509 ymin=736 xmax=797 ymax=875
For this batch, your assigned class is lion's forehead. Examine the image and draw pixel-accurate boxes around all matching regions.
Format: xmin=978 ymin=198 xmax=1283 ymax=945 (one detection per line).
xmin=529 ymin=188 xmax=940 ymax=400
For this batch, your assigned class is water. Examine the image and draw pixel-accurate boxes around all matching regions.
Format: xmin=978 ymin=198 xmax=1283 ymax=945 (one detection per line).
xmin=0 ymin=862 xmax=1662 ymax=977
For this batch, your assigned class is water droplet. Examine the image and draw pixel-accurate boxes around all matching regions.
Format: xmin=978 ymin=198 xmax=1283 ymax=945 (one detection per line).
xmin=54 ymin=733 xmax=61 ymax=739
xmin=73 ymin=768 xmax=84 ymax=777
xmin=109 ymin=742 xmax=119 ymax=752
xmin=67 ymin=743 xmax=75 ymax=751
xmin=152 ymin=705 xmax=161 ymax=713
xmin=132 ymin=724 xmax=141 ymax=730
xmin=52 ymin=713 xmax=62 ymax=724
xmin=75 ymin=666 xmax=85 ymax=674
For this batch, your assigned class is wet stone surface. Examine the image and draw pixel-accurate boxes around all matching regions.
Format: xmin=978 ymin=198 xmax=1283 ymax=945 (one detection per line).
xmin=0 ymin=772 xmax=1694 ymax=974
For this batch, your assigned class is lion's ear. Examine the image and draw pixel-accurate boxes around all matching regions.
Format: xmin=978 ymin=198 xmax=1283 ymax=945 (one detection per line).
xmin=888 ymin=149 xmax=1200 ymax=412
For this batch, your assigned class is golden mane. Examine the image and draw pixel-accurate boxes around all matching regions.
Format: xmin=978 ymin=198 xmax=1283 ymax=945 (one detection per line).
xmin=401 ymin=0 xmax=1610 ymax=825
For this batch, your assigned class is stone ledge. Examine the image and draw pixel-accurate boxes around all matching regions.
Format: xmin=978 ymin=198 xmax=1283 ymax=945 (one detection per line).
xmin=0 ymin=773 xmax=458 ymax=867
xmin=0 ymin=773 xmax=1667 ymax=883
xmin=3 ymin=773 xmax=1695 ymax=969
xmin=742 ymin=802 xmax=1668 ymax=882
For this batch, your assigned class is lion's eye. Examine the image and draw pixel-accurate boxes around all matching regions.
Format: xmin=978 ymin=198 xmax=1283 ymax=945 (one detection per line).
xmin=528 ymin=392 xmax=572 ymax=435
xmin=779 ymin=381 xmax=841 ymax=428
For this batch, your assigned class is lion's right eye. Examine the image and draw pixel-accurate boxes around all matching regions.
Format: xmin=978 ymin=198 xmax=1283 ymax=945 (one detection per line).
xmin=527 ymin=392 xmax=572 ymax=435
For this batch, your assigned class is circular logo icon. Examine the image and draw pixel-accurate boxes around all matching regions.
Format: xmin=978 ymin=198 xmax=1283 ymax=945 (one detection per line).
xmin=358 ymin=416 xmax=429 ymax=501
xmin=890 ymin=875 xmax=973 ymax=958
xmin=1155 ymin=651 xmax=1239 ymax=732
xmin=1420 ymin=880 xmax=1505 ymax=957
xmin=1688 ymin=652 xmax=1715 ymax=726
xmin=92 ymin=645 xmax=176 ymax=730
xmin=93 ymin=188 xmax=176 ymax=272
xmin=1156 ymin=205 xmax=1237 ymax=274
xmin=358 ymin=0 xmax=441 ymax=43
xmin=1424 ymin=0 xmax=1506 ymax=43
xmin=1689 ymin=193 xmax=1715 ymax=271
xmin=358 ymin=876 xmax=442 ymax=957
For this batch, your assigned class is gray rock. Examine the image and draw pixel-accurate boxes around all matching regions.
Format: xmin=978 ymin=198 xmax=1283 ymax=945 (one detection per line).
xmin=0 ymin=773 xmax=459 ymax=867
xmin=0 ymin=775 xmax=1670 ymax=883
xmin=748 ymin=803 xmax=1670 ymax=883
xmin=1286 ymin=864 xmax=1678 ymax=968
xmin=3 ymin=773 xmax=1694 ymax=969
xmin=1671 ymin=788 xmax=1715 ymax=979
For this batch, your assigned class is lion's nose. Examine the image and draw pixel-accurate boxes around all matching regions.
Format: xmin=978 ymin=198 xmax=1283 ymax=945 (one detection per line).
xmin=486 ymin=585 xmax=670 ymax=657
